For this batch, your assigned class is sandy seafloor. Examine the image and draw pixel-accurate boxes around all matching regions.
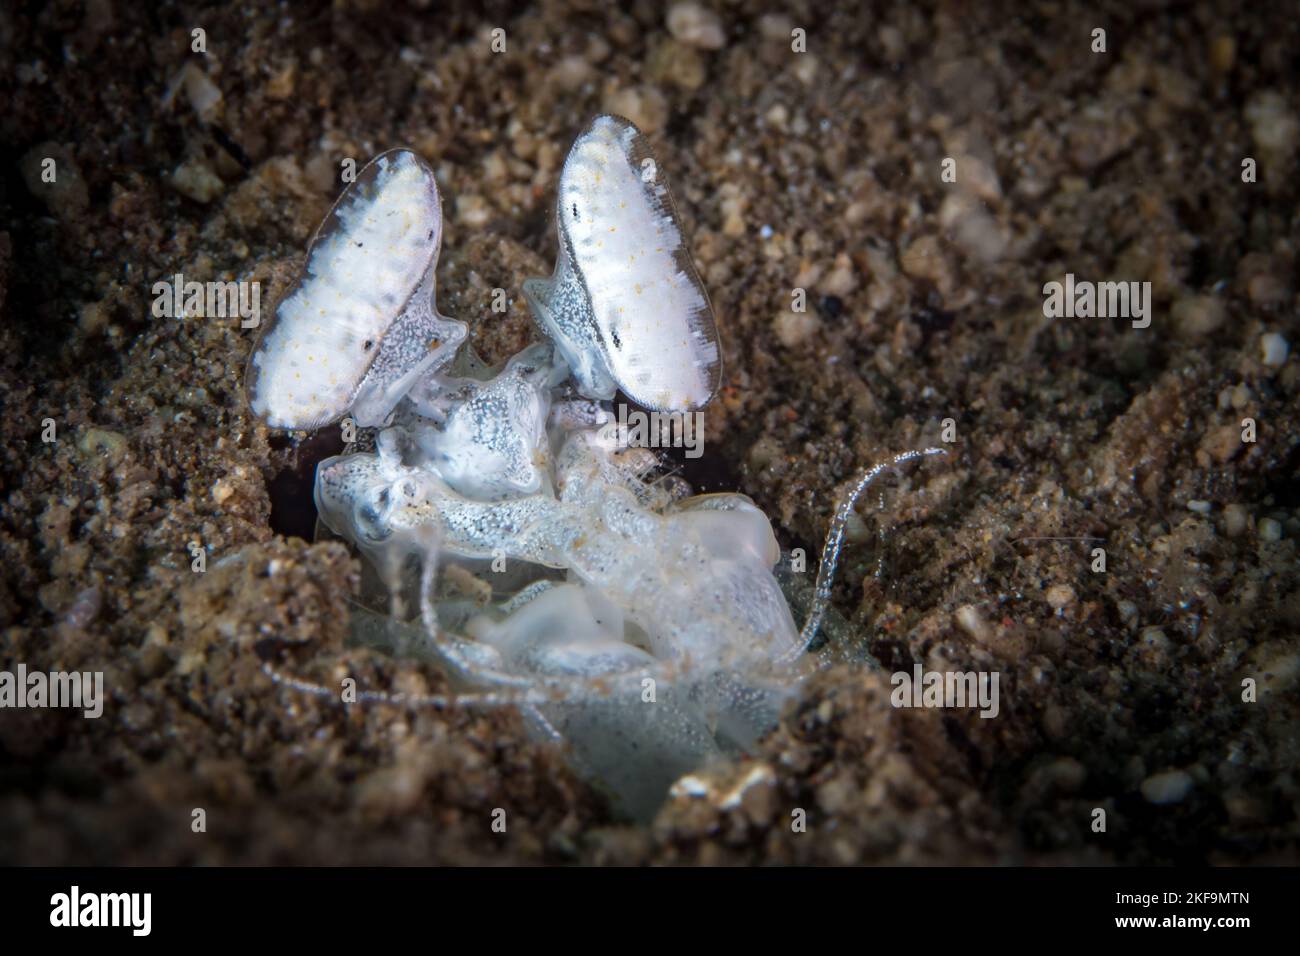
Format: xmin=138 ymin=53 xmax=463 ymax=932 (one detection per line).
xmin=1 ymin=0 xmax=1297 ymax=865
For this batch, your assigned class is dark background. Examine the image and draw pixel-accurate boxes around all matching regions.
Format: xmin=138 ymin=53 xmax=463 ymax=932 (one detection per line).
xmin=0 ymin=0 xmax=1297 ymax=864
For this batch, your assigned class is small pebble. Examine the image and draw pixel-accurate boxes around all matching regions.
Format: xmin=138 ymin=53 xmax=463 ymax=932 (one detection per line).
xmin=1138 ymin=627 xmax=1170 ymax=660
xmin=667 ymin=3 xmax=726 ymax=51
xmin=551 ymin=55 xmax=592 ymax=91
xmin=820 ymin=253 xmax=858 ymax=297
xmin=1041 ymin=757 xmax=1087 ymax=792
xmin=63 ymin=586 xmax=102 ymax=629
xmin=1256 ymin=648 xmax=1300 ymax=694
xmin=774 ymin=310 xmax=820 ymax=348
xmin=1141 ymin=769 xmax=1194 ymax=805
xmin=182 ymin=63 xmax=224 ymax=120
xmin=1116 ymin=600 xmax=1139 ymax=630
xmin=955 ymin=604 xmax=991 ymax=644
xmin=1245 ymin=90 xmax=1299 ymax=159
xmin=20 ymin=142 xmax=89 ymax=218
xmin=1260 ymin=332 xmax=1288 ymax=367
xmin=456 ymin=193 xmax=491 ymax=227
xmin=79 ymin=299 xmax=110 ymax=335
xmin=792 ymin=55 xmax=819 ymax=85
xmin=77 ymin=427 xmax=128 ymax=466
xmin=604 ymin=85 xmax=669 ymax=135
xmin=1044 ymin=583 xmax=1075 ymax=610
xmin=212 ymin=478 xmax=235 ymax=505
xmin=1258 ymin=517 xmax=1282 ymax=541
xmin=169 ymin=157 xmax=224 ymax=204
xmin=758 ymin=14 xmax=793 ymax=42
xmin=1171 ymin=294 xmax=1225 ymax=338
xmin=647 ymin=39 xmax=706 ymax=91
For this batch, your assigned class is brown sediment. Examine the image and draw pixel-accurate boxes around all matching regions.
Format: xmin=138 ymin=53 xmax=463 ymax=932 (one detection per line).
xmin=0 ymin=0 xmax=1296 ymax=864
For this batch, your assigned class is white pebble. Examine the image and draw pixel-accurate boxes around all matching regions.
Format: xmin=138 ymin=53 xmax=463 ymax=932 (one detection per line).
xmin=955 ymin=605 xmax=991 ymax=643
xmin=1258 ymin=517 xmax=1283 ymax=542
xmin=1141 ymin=769 xmax=1194 ymax=805
xmin=1045 ymin=583 xmax=1075 ymax=610
xmin=667 ymin=2 xmax=726 ymax=50
xmin=1260 ymin=332 xmax=1289 ymax=367
xmin=774 ymin=309 xmax=820 ymax=348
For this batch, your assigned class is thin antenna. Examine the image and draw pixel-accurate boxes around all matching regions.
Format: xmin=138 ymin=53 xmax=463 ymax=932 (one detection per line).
xmin=778 ymin=447 xmax=947 ymax=664
xmin=260 ymin=661 xmax=524 ymax=708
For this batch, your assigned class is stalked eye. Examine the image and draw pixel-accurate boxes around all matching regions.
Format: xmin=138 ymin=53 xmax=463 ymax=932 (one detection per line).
xmin=524 ymin=114 xmax=722 ymax=412
xmin=244 ymin=148 xmax=445 ymax=430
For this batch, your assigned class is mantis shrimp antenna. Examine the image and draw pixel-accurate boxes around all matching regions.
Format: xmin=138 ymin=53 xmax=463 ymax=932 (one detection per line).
xmin=259 ymin=661 xmax=531 ymax=709
xmin=260 ymin=536 xmax=555 ymax=710
xmin=264 ymin=449 xmax=946 ymax=706
xmin=778 ymin=447 xmax=947 ymax=665
xmin=262 ymin=537 xmax=673 ymax=711
xmin=260 ymin=660 xmax=568 ymax=745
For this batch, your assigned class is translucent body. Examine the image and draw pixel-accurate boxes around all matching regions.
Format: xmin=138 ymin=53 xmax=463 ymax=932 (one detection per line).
xmin=248 ymin=120 xmax=944 ymax=816
xmin=316 ymin=388 xmax=803 ymax=671
xmin=314 ymin=392 xmax=808 ymax=818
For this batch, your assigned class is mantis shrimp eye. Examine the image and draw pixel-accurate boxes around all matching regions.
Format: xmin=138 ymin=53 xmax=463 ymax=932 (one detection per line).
xmin=244 ymin=148 xmax=456 ymax=430
xmin=524 ymin=114 xmax=722 ymax=413
xmin=354 ymin=486 xmax=394 ymax=544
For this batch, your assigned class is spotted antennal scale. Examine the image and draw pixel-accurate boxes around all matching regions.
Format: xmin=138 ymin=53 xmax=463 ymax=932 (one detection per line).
xmin=245 ymin=149 xmax=465 ymax=430
xmin=524 ymin=115 xmax=721 ymax=412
